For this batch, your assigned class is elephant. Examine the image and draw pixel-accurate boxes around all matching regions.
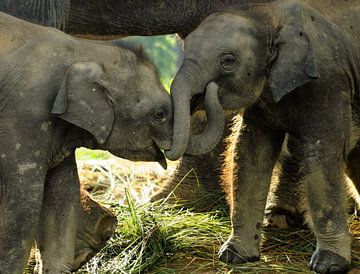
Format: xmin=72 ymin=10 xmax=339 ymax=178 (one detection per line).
xmin=0 ymin=0 xmax=233 ymax=38
xmin=0 ymin=11 xmax=221 ymax=273
xmin=166 ymin=1 xmax=360 ymax=273
xmin=2 ymin=0 xmax=316 ymax=233
xmin=73 ymin=189 xmax=117 ymax=271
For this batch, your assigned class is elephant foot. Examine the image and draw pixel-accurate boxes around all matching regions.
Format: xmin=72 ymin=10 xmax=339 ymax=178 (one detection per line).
xmin=218 ymin=238 xmax=259 ymax=264
xmin=264 ymin=207 xmax=306 ymax=229
xmin=310 ymin=250 xmax=350 ymax=274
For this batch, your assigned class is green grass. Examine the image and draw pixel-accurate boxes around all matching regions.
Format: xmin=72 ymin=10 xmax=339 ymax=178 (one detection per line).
xmin=78 ymin=192 xmax=360 ymax=273
xmin=78 ymin=194 xmax=231 ymax=274
xmin=75 ymin=148 xmax=112 ymax=161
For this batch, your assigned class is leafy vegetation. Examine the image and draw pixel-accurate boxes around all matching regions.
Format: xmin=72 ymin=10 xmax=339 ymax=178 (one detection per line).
xmin=125 ymin=35 xmax=182 ymax=91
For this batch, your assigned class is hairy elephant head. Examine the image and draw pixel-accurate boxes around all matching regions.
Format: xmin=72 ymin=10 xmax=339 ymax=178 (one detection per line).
xmin=71 ymin=189 xmax=117 ymax=271
xmin=166 ymin=8 xmax=319 ymax=160
xmin=51 ymin=43 xmax=173 ymax=168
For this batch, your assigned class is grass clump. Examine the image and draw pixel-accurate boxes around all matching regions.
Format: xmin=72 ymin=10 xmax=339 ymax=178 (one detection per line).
xmin=80 ymin=190 xmax=230 ymax=274
xmin=80 ymin=188 xmax=360 ymax=273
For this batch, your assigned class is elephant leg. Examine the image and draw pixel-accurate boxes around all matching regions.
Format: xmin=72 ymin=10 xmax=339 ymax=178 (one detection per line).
xmin=72 ymin=189 xmax=117 ymax=271
xmin=35 ymin=153 xmax=80 ymax=273
xmin=301 ymin=138 xmax=351 ymax=273
xmin=152 ymin=110 xmax=238 ymax=211
xmin=265 ymin=134 xmax=307 ymax=229
xmin=219 ymin=108 xmax=284 ymax=263
xmin=0 ymin=159 xmax=47 ymax=273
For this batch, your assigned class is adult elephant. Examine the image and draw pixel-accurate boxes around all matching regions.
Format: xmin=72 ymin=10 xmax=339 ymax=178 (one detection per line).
xmin=166 ymin=1 xmax=360 ymax=273
xmin=0 ymin=0 xmax=236 ymax=38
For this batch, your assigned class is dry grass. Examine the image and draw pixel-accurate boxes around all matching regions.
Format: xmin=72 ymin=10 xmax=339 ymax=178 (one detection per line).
xmin=25 ymin=150 xmax=360 ymax=273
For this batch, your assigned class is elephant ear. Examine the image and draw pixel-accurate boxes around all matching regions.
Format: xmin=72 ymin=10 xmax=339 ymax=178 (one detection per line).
xmin=51 ymin=62 xmax=115 ymax=144
xmin=269 ymin=24 xmax=320 ymax=102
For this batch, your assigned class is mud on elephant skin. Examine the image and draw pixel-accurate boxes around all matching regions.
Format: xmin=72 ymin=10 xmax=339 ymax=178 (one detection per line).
xmin=167 ymin=1 xmax=360 ymax=273
xmin=0 ymin=12 xmax=179 ymax=273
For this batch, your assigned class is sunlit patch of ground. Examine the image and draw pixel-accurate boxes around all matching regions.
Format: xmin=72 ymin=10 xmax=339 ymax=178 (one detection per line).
xmin=25 ymin=149 xmax=360 ymax=273
xmin=77 ymin=157 xmax=177 ymax=205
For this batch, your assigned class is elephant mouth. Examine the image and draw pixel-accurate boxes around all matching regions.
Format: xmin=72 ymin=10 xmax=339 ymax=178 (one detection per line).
xmin=153 ymin=142 xmax=167 ymax=170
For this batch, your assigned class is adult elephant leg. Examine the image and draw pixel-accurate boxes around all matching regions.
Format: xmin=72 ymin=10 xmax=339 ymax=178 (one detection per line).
xmin=0 ymin=155 xmax=47 ymax=272
xmin=151 ymin=110 xmax=237 ymax=211
xmin=35 ymin=153 xmax=80 ymax=273
xmin=265 ymin=134 xmax=307 ymax=229
xmin=219 ymin=107 xmax=284 ymax=263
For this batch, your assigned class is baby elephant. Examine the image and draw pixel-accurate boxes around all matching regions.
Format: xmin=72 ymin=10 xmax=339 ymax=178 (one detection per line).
xmin=0 ymin=12 xmax=174 ymax=273
xmin=167 ymin=1 xmax=360 ymax=273
xmin=35 ymin=189 xmax=117 ymax=272
xmin=73 ymin=189 xmax=117 ymax=271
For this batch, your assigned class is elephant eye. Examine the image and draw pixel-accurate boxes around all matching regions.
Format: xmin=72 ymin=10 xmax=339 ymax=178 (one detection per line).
xmin=151 ymin=107 xmax=168 ymax=124
xmin=220 ymin=53 xmax=237 ymax=73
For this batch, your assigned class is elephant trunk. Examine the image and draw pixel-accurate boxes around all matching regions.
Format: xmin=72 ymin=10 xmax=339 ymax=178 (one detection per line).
xmin=165 ymin=72 xmax=192 ymax=160
xmin=165 ymin=61 xmax=224 ymax=160
xmin=185 ymin=82 xmax=224 ymax=155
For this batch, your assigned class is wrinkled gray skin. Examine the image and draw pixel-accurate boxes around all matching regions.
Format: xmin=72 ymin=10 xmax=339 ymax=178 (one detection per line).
xmin=168 ymin=1 xmax=360 ymax=273
xmin=35 ymin=174 xmax=117 ymax=272
xmin=0 ymin=0 xmax=237 ymax=38
xmin=72 ymin=189 xmax=117 ymax=271
xmin=0 ymin=12 xmax=174 ymax=273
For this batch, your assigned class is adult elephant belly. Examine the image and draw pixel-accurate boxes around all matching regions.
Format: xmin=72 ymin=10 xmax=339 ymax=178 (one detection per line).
xmin=0 ymin=0 xmax=227 ymax=38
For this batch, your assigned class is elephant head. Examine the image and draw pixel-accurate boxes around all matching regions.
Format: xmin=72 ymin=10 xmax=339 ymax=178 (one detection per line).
xmin=51 ymin=43 xmax=173 ymax=168
xmin=72 ymin=189 xmax=117 ymax=271
xmin=166 ymin=9 xmax=319 ymax=160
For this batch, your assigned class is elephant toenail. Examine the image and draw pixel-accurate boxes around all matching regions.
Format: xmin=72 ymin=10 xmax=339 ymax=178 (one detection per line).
xmin=314 ymin=264 xmax=326 ymax=273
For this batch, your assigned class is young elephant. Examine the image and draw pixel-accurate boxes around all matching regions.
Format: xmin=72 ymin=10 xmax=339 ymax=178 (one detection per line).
xmin=73 ymin=189 xmax=117 ymax=271
xmin=0 ymin=12 xmax=180 ymax=273
xmin=35 ymin=187 xmax=117 ymax=272
xmin=166 ymin=1 xmax=360 ymax=273
xmin=36 ymin=156 xmax=118 ymax=272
